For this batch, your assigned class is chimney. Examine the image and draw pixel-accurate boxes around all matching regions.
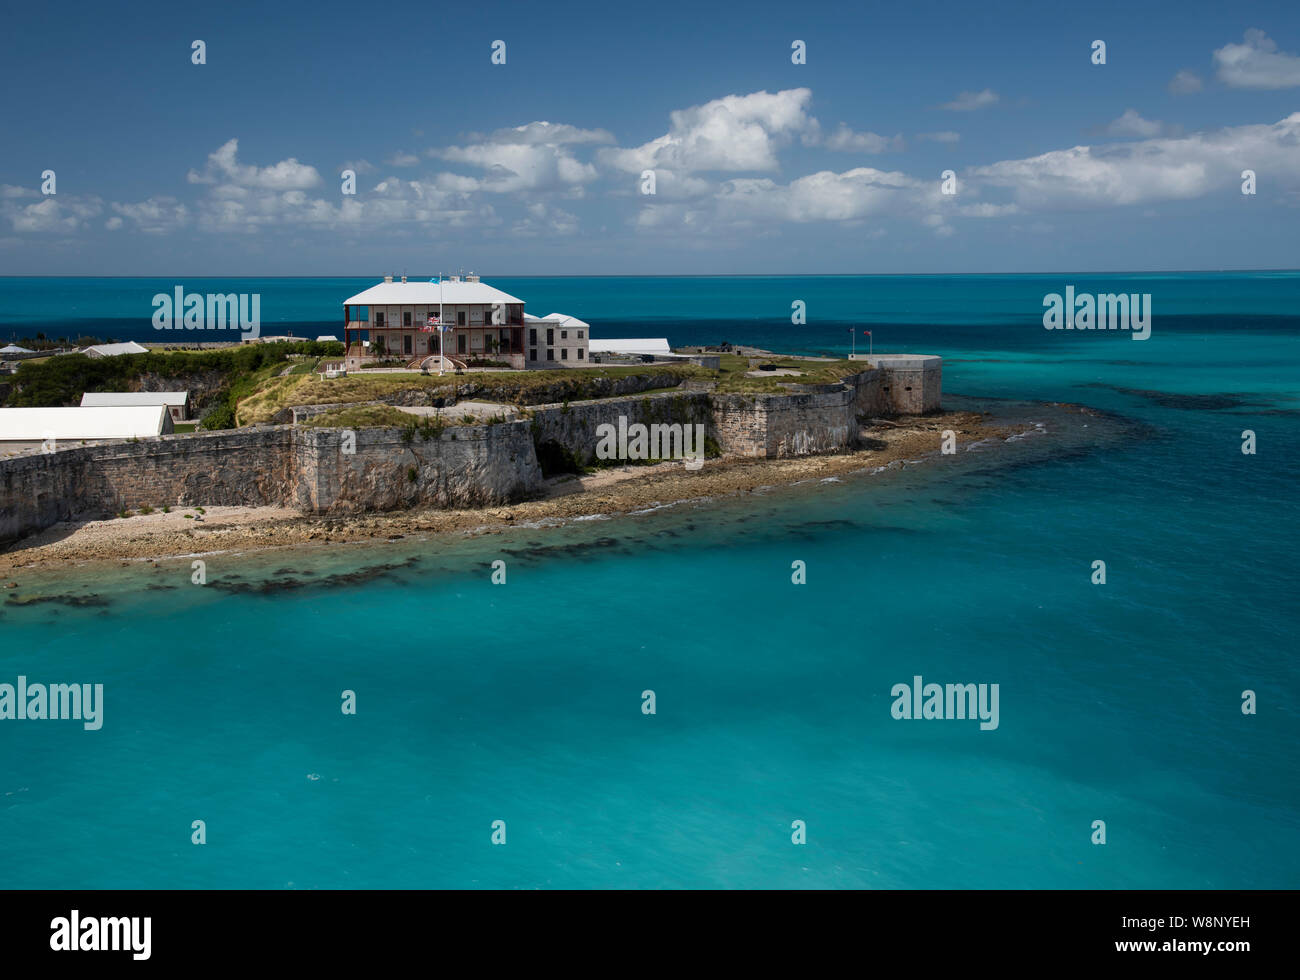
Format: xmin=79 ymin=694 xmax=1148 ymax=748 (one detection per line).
xmin=384 ymin=275 xmax=393 ymax=283
xmin=401 ymin=275 xmax=407 ymax=283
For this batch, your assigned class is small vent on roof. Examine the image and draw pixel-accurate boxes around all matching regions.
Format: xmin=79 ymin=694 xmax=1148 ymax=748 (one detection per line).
xmin=384 ymin=275 xmax=393 ymax=283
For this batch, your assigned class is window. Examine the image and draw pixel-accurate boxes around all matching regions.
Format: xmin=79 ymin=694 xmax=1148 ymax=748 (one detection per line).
xmin=403 ymin=335 xmax=412 ymax=355
xmin=561 ymin=330 xmax=568 ymax=340
xmin=457 ymin=311 xmax=466 ymax=326
xmin=403 ymin=311 xmax=412 ymax=327
xmin=577 ymin=349 xmax=584 ymax=360
xmin=375 ymin=311 xmax=385 ymax=327
xmin=546 ymin=348 xmax=554 ymax=361
xmin=529 ymin=328 xmax=537 ymax=345
xmin=578 ymin=331 xmax=584 ymax=339
xmin=529 ymin=348 xmax=537 ymax=361
xmin=561 ymin=348 xmax=569 ymax=360
xmin=546 ymin=329 xmax=553 ymax=344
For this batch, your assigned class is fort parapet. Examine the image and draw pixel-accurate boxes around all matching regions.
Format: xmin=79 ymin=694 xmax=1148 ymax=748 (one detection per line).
xmin=0 ymin=356 xmax=941 ymax=545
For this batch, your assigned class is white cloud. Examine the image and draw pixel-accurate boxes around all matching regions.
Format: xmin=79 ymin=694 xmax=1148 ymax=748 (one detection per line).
xmin=968 ymin=112 xmax=1300 ymax=208
xmin=941 ymin=89 xmax=999 ymax=111
xmin=1168 ymin=69 xmax=1204 ymax=95
xmin=472 ymin=121 xmax=614 ymax=145
xmin=512 ymin=201 xmax=579 ymax=237
xmin=3 ymin=195 xmax=103 ymax=232
xmin=433 ymin=141 xmax=598 ymax=192
xmin=601 ymin=88 xmax=816 ymax=173
xmin=821 ymin=124 xmax=904 ymax=153
xmin=110 ymin=197 xmax=190 ymax=234
xmin=1105 ymin=109 xmax=1174 ymax=138
xmin=186 ymin=139 xmax=321 ymax=189
xmin=916 ymin=131 xmax=961 ymax=143
xmin=712 ymin=167 xmax=930 ymax=224
xmin=1214 ymin=30 xmax=1300 ymax=89
xmin=1 ymin=185 xmax=39 ymax=199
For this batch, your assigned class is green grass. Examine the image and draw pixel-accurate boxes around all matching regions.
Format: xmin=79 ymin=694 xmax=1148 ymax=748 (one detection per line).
xmin=237 ymin=364 xmax=708 ymax=424
xmin=298 ymin=405 xmax=418 ymax=428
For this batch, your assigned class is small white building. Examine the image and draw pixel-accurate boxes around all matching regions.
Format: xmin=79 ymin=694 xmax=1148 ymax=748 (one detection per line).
xmin=525 ymin=313 xmax=590 ymax=367
xmin=81 ymin=391 xmax=190 ymax=422
xmin=0 ymin=344 xmax=34 ymax=356
xmin=84 ymin=341 xmax=149 ymax=358
xmin=0 ymin=405 xmax=174 ymax=455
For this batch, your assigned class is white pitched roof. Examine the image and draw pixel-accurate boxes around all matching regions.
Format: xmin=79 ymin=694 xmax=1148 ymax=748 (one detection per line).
xmin=85 ymin=342 xmax=149 ymax=356
xmin=81 ymin=391 xmax=189 ymax=408
xmin=315 ymin=335 xmax=339 ymax=342
xmin=0 ymin=344 xmax=34 ymax=354
xmin=539 ymin=313 xmax=590 ymax=327
xmin=589 ymin=338 xmax=672 ymax=356
xmin=343 ymin=280 xmax=524 ymax=307
xmin=0 ymin=406 xmax=170 ymax=441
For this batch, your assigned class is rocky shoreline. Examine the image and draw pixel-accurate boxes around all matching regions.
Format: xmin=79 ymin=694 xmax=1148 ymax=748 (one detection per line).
xmin=0 ymin=410 xmax=1021 ymax=574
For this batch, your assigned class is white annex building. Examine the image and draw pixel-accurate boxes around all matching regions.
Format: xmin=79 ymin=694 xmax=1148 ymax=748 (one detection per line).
xmin=81 ymin=391 xmax=190 ymax=422
xmin=84 ymin=342 xmax=149 ymax=358
xmin=0 ymin=406 xmax=174 ymax=455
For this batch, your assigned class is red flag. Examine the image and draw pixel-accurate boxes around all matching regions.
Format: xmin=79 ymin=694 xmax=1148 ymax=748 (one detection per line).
xmin=864 ymin=330 xmax=872 ymax=335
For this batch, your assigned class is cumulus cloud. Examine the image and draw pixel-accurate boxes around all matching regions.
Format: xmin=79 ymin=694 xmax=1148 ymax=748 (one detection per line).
xmin=470 ymin=121 xmax=614 ymax=145
xmin=1214 ymin=30 xmax=1300 ymax=89
xmin=968 ymin=112 xmax=1300 ymax=208
xmin=2 ymin=194 xmax=103 ymax=232
xmin=820 ymin=124 xmax=904 ymax=153
xmin=186 ymin=138 xmax=322 ymax=189
xmin=110 ymin=197 xmax=190 ymax=234
xmin=1168 ymin=69 xmax=1204 ymax=95
xmin=432 ymin=141 xmax=598 ymax=192
xmin=1105 ymin=109 xmax=1177 ymax=138
xmin=940 ymin=89 xmax=999 ymax=111
xmin=916 ymin=131 xmax=961 ymax=143
xmin=601 ymin=89 xmax=817 ymax=173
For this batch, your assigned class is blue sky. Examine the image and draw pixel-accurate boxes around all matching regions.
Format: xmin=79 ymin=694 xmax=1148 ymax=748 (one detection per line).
xmin=2 ymin=0 xmax=1298 ymax=275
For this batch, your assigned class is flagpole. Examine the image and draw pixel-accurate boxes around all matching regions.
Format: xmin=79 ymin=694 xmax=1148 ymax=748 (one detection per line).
xmin=438 ymin=275 xmax=444 ymax=377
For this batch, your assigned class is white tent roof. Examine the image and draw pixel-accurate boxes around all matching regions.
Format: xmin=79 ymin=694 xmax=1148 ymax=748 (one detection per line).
xmin=85 ymin=342 xmax=149 ymax=356
xmin=588 ymin=338 xmax=672 ymax=356
xmin=343 ymin=280 xmax=524 ymax=307
xmin=0 ymin=406 xmax=170 ymax=441
xmin=0 ymin=344 xmax=34 ymax=354
xmin=315 ymin=335 xmax=339 ymax=342
xmin=81 ymin=391 xmax=189 ymax=408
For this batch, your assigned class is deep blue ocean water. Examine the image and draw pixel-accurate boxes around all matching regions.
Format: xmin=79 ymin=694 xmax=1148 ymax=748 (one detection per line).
xmin=1 ymin=273 xmax=1297 ymax=889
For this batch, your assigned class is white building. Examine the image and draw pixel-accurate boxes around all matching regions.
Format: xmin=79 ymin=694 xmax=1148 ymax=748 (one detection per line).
xmin=342 ymin=276 xmax=526 ymax=370
xmin=0 ymin=406 xmax=174 ymax=455
xmin=81 ymin=391 xmax=190 ymax=422
xmin=84 ymin=342 xmax=149 ymax=358
xmin=524 ymin=313 xmax=590 ymax=366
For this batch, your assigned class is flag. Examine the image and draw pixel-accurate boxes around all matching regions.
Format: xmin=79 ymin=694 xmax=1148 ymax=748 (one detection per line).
xmin=864 ymin=330 xmax=872 ymax=335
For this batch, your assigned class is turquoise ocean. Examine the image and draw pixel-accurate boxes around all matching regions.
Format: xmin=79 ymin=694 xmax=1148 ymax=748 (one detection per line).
xmin=1 ymin=273 xmax=1297 ymax=889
